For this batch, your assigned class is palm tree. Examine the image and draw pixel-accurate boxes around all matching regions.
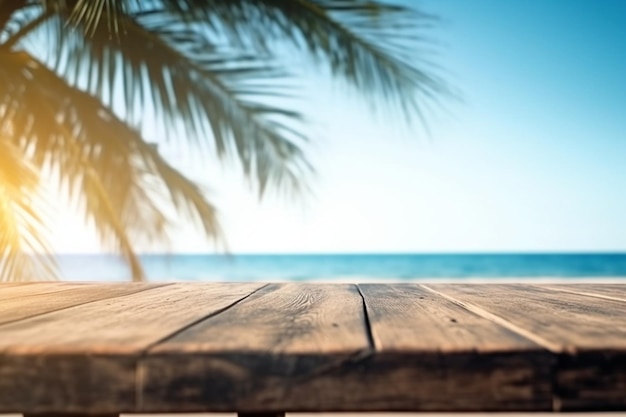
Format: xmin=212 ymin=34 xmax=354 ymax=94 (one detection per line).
xmin=0 ymin=0 xmax=448 ymax=282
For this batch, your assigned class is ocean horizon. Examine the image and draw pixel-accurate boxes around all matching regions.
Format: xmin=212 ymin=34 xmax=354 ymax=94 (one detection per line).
xmin=54 ymin=253 xmax=626 ymax=282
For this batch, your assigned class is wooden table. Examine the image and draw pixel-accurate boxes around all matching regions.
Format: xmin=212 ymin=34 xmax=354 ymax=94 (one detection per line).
xmin=1 ymin=282 xmax=625 ymax=416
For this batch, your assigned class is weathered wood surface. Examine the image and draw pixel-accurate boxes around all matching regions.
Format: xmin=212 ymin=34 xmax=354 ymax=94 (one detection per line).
xmin=541 ymin=283 xmax=626 ymax=302
xmin=427 ymin=284 xmax=626 ymax=411
xmin=358 ymin=284 xmax=552 ymax=411
xmin=0 ymin=282 xmax=93 ymax=302
xmin=0 ymin=283 xmax=264 ymax=413
xmin=142 ymin=283 xmax=370 ymax=412
xmin=425 ymin=284 xmax=626 ymax=350
xmin=0 ymin=282 xmax=625 ymax=414
xmin=0 ymin=283 xmax=167 ymax=325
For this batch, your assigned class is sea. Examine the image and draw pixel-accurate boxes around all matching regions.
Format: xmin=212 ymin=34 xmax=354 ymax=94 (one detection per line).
xmin=56 ymin=253 xmax=626 ymax=282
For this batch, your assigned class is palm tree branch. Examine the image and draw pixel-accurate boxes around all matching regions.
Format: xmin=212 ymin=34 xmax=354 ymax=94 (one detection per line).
xmin=1 ymin=7 xmax=54 ymax=51
xmin=49 ymin=10 xmax=312 ymax=196
xmin=1 ymin=50 xmax=146 ymax=280
xmin=254 ymin=0 xmax=448 ymax=114
xmin=168 ymin=0 xmax=446 ymax=106
xmin=0 ymin=0 xmax=29 ymax=39
xmin=0 ymin=136 xmax=58 ymax=282
xmin=44 ymin=0 xmax=447 ymax=124
xmin=2 ymin=49 xmax=224 ymax=278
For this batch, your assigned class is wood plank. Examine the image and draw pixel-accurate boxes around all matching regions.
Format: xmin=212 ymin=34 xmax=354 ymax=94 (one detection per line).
xmin=0 ymin=283 xmax=166 ymax=325
xmin=427 ymin=284 xmax=626 ymax=411
xmin=0 ymin=283 xmax=265 ymax=352
xmin=0 ymin=354 xmax=135 ymax=414
xmin=0 ymin=282 xmax=110 ymax=302
xmin=357 ymin=284 xmax=552 ymax=411
xmin=427 ymin=284 xmax=626 ymax=350
xmin=141 ymin=283 xmax=371 ymax=412
xmin=3 ymin=283 xmax=625 ymax=413
xmin=540 ymin=283 xmax=626 ymax=302
xmin=0 ymin=283 xmax=264 ymax=414
xmin=361 ymin=283 xmax=542 ymax=352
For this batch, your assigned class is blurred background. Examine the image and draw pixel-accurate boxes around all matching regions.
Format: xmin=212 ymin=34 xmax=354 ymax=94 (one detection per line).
xmin=2 ymin=0 xmax=625 ymax=281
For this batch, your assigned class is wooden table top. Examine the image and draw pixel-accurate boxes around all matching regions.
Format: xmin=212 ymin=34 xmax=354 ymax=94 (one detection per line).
xmin=1 ymin=282 xmax=625 ymax=414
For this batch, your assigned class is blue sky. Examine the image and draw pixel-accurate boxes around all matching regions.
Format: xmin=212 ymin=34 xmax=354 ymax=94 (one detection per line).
xmin=51 ymin=0 xmax=626 ymax=253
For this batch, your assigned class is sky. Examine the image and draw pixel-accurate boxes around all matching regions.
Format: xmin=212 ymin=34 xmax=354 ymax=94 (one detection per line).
xmin=50 ymin=0 xmax=626 ymax=254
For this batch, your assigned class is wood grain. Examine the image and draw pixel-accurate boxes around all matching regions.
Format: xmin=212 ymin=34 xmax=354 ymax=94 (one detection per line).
xmin=428 ymin=284 xmax=626 ymax=411
xmin=357 ymin=284 xmax=552 ymax=411
xmin=141 ymin=283 xmax=371 ymax=412
xmin=2 ymin=283 xmax=626 ymax=414
xmin=427 ymin=284 xmax=626 ymax=350
xmin=0 ymin=283 xmax=166 ymax=325
xmin=0 ymin=283 xmax=264 ymax=414
xmin=0 ymin=283 xmax=95 ymax=302
xmin=540 ymin=284 xmax=626 ymax=303
xmin=0 ymin=283 xmax=264 ymax=353
xmin=361 ymin=283 xmax=541 ymax=352
xmin=0 ymin=354 xmax=135 ymax=414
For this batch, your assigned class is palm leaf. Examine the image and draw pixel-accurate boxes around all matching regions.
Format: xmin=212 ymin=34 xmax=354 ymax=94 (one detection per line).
xmin=0 ymin=134 xmax=58 ymax=282
xmin=6 ymin=0 xmax=446 ymax=197
xmin=36 ymin=9 xmax=312 ymax=197
xmin=0 ymin=0 xmax=29 ymax=38
xmin=1 ymin=49 xmax=223 ymax=280
xmin=43 ymin=0 xmax=449 ymax=121
xmin=0 ymin=0 xmax=450 ymax=281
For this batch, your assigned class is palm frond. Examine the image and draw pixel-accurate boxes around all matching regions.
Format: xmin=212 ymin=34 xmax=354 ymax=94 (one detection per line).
xmin=39 ymin=9 xmax=312 ymax=198
xmin=251 ymin=0 xmax=450 ymax=122
xmin=46 ymin=0 xmax=449 ymax=123
xmin=0 ymin=50 xmax=145 ymax=280
xmin=0 ymin=0 xmax=451 ymax=281
xmin=1 ymin=50 xmax=223 ymax=280
xmin=0 ymin=0 xmax=29 ymax=42
xmin=0 ymin=135 xmax=58 ymax=282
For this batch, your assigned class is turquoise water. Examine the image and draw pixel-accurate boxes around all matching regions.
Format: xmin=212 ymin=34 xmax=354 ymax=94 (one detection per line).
xmin=56 ymin=253 xmax=626 ymax=281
